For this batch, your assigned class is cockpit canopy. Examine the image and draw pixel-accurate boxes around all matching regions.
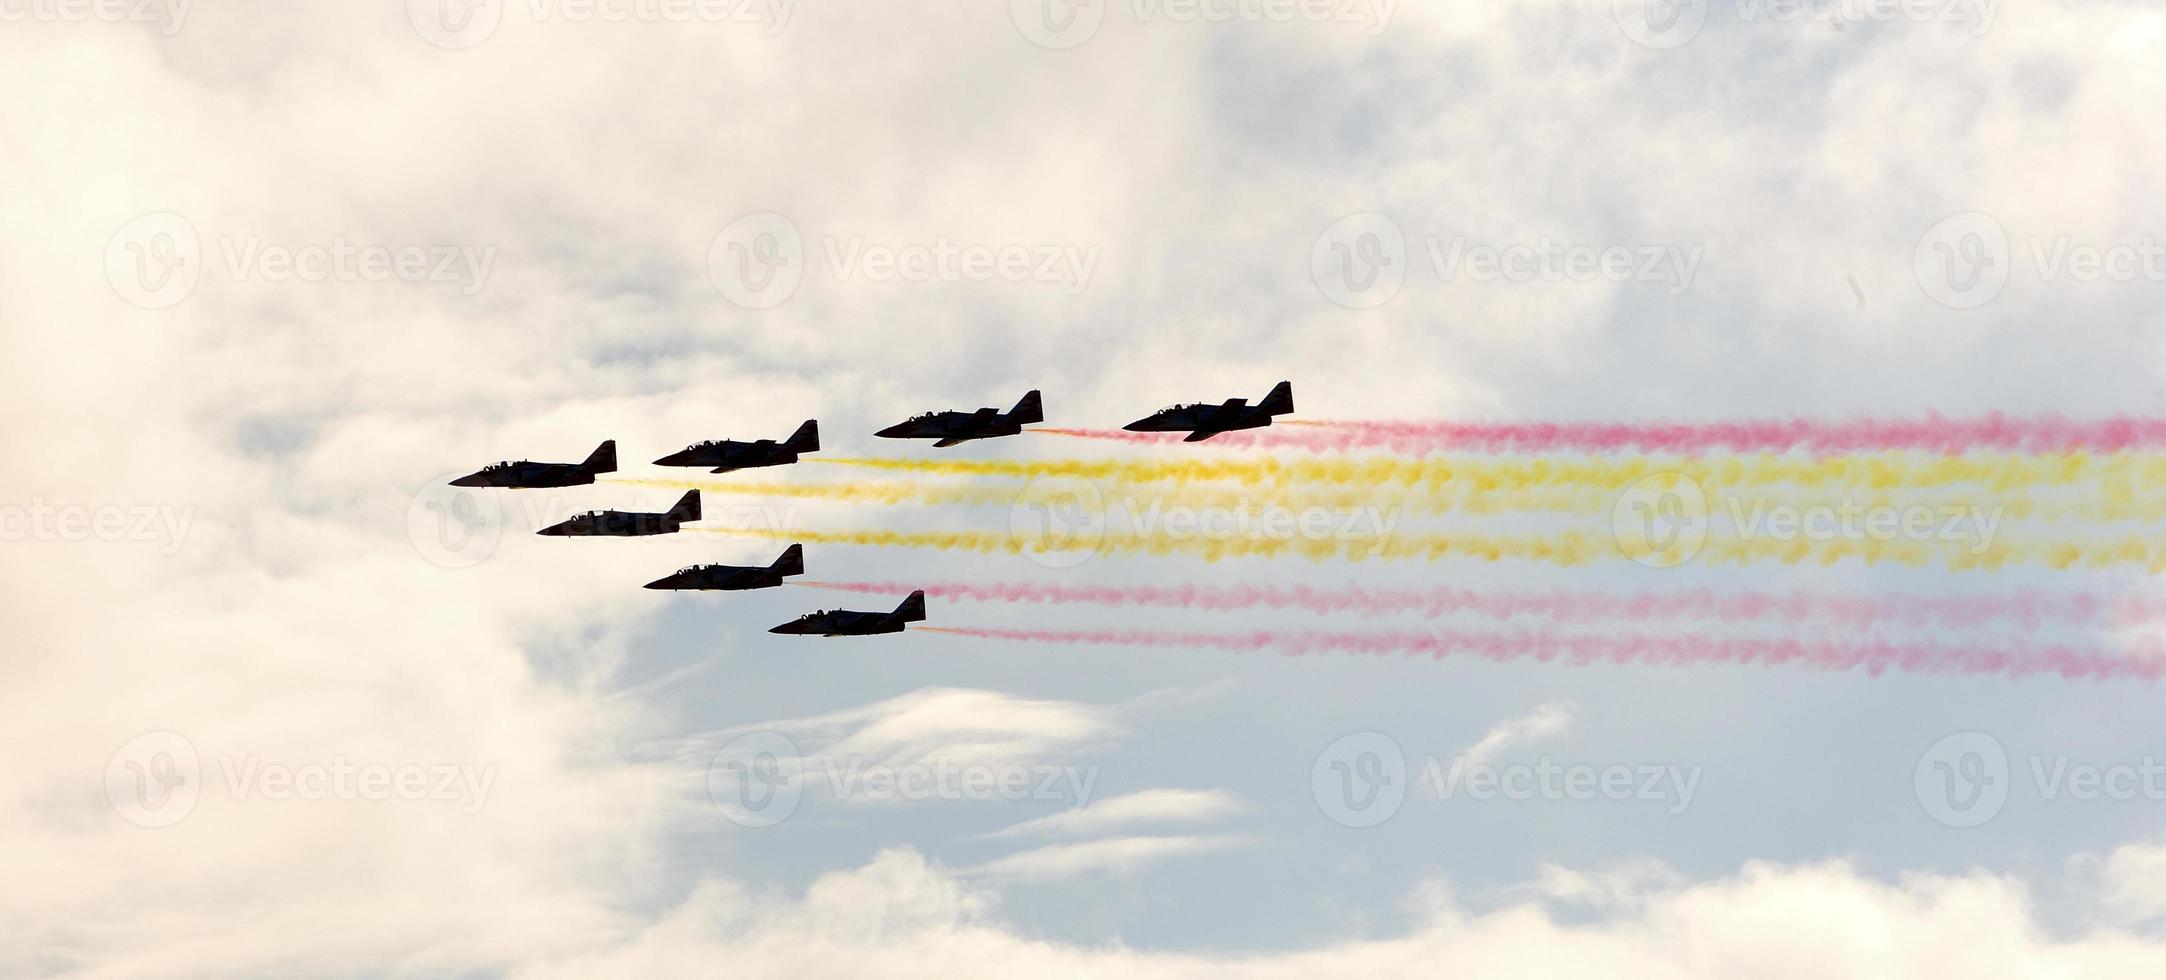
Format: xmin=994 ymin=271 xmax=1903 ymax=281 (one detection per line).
xmin=484 ymin=460 xmax=529 ymax=471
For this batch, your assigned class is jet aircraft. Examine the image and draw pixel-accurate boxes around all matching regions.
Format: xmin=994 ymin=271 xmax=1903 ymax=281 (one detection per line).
xmin=875 ymin=391 xmax=1044 ymax=447
xmin=643 ymin=544 xmax=805 ymax=591
xmin=537 ymin=490 xmax=701 ymax=537
xmin=1122 ymin=381 xmax=1293 ymax=442
xmin=768 ymin=590 xmax=927 ymax=636
xmin=451 ymin=440 xmax=616 ymax=488
xmin=654 ymin=421 xmax=818 ymax=473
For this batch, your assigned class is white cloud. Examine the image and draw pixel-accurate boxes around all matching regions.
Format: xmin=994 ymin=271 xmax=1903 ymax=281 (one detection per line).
xmin=985 ymin=788 xmax=1242 ymax=839
xmin=511 ymin=848 xmax=2166 ymax=978
xmin=967 ymin=835 xmax=1250 ymax=883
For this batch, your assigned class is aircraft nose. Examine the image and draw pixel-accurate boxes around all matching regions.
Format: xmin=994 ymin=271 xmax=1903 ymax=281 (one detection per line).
xmin=535 ymin=524 xmax=567 ymax=537
xmin=449 ymin=473 xmax=485 ymax=487
xmin=642 ymin=575 xmax=678 ymax=590
xmin=1121 ymin=419 xmax=1149 ymax=432
xmin=653 ymin=452 xmax=687 ymax=466
xmin=874 ymin=422 xmax=907 ymax=438
xmin=766 ymin=622 xmax=794 ymax=634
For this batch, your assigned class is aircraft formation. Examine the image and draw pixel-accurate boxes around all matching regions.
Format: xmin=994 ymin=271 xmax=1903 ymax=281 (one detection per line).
xmin=447 ymin=383 xmax=1295 ymax=636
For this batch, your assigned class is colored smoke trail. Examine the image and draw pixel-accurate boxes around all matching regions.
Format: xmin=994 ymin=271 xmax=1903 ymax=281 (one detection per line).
xmin=814 ymin=453 xmax=2166 ymax=495
xmin=618 ymin=475 xmax=2166 ymax=523
xmin=804 ymin=581 xmax=2161 ymax=631
xmin=712 ymin=525 xmax=2166 ymax=571
xmin=918 ymin=626 xmax=2166 ymax=681
xmin=1163 ymin=414 xmax=2166 ymax=456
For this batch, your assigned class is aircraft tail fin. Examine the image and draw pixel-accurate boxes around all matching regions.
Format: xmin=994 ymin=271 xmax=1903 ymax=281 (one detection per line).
xmin=1010 ymin=390 xmax=1044 ymax=425
xmin=786 ymin=420 xmax=820 ymax=453
xmin=1259 ymin=381 xmax=1294 ymax=416
xmin=771 ymin=543 xmax=805 ymax=576
xmin=667 ymin=490 xmax=701 ymax=525
xmin=894 ymin=590 xmax=927 ymax=623
xmin=584 ymin=440 xmax=618 ymax=474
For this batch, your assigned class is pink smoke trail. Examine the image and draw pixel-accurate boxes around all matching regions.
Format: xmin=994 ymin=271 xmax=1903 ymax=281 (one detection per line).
xmin=1038 ymin=414 xmax=2166 ymax=456
xmin=917 ymin=626 xmax=2166 ymax=681
xmin=805 ymin=580 xmax=2158 ymax=632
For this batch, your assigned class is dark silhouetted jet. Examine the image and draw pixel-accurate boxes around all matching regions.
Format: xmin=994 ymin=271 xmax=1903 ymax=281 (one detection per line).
xmin=876 ymin=391 xmax=1043 ymax=447
xmin=768 ymin=590 xmax=926 ymax=636
xmin=654 ymin=421 xmax=818 ymax=473
xmin=1123 ymin=381 xmax=1293 ymax=442
xmin=644 ymin=544 xmax=804 ymax=591
xmin=451 ymin=441 xmax=616 ymax=488
xmin=537 ymin=490 xmax=700 ymax=537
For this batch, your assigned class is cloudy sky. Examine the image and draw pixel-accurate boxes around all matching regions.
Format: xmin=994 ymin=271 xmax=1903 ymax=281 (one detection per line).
xmin=11 ymin=0 xmax=2166 ymax=975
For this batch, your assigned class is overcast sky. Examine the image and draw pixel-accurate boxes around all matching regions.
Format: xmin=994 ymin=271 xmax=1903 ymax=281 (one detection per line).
xmin=10 ymin=0 xmax=2166 ymax=976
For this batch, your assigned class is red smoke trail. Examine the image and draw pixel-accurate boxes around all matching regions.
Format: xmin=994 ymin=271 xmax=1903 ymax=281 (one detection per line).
xmin=919 ymin=626 xmax=2166 ymax=681
xmin=1040 ymin=415 xmax=2166 ymax=456
xmin=803 ymin=580 xmax=2154 ymax=632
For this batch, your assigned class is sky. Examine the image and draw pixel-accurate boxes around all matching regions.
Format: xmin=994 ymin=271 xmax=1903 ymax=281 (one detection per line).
xmin=9 ymin=0 xmax=2166 ymax=976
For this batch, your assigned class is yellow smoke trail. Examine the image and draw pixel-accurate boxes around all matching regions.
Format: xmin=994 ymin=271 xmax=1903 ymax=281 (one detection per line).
xmin=809 ymin=452 xmax=2166 ymax=495
xmin=697 ymin=524 xmax=2166 ymax=572
xmin=614 ymin=474 xmax=2166 ymax=523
